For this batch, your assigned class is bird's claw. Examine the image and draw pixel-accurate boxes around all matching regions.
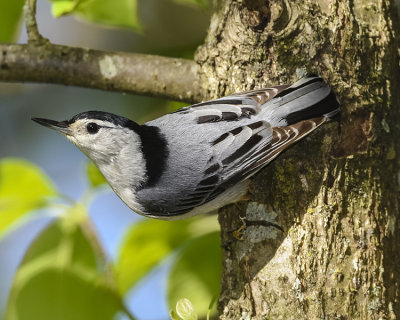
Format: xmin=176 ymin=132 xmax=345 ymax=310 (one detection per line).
xmin=232 ymin=216 xmax=247 ymax=240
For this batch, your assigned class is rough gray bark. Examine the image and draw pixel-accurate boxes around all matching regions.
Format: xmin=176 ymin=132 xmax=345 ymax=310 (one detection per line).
xmin=194 ymin=0 xmax=400 ymax=318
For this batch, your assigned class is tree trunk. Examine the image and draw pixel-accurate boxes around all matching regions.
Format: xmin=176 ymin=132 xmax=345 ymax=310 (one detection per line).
xmin=195 ymin=0 xmax=400 ymax=318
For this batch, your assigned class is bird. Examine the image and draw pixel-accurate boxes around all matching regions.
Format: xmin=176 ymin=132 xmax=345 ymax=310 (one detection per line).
xmin=32 ymin=76 xmax=339 ymax=220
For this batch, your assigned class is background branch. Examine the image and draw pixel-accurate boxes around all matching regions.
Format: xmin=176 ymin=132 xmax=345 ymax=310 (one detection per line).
xmin=0 ymin=43 xmax=203 ymax=103
xmin=24 ymin=0 xmax=48 ymax=44
xmin=0 ymin=0 xmax=204 ymax=103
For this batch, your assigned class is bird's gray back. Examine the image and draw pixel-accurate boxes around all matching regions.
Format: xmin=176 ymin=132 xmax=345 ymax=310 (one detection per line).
xmin=136 ymin=109 xmax=264 ymax=215
xmin=135 ymin=76 xmax=339 ymax=217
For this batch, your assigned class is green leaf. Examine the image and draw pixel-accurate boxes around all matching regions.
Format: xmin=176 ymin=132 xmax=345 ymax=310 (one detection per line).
xmin=115 ymin=219 xmax=192 ymax=295
xmin=6 ymin=206 xmax=122 ymax=320
xmin=7 ymin=268 xmax=121 ymax=320
xmin=116 ymin=215 xmax=219 ymax=295
xmin=48 ymin=0 xmax=141 ymax=30
xmin=86 ymin=161 xmax=106 ymax=188
xmin=168 ymin=232 xmax=221 ymax=318
xmin=0 ymin=0 xmax=25 ymax=43
xmin=0 ymin=158 xmax=57 ymax=236
xmin=176 ymin=298 xmax=198 ymax=320
xmin=50 ymin=0 xmax=81 ymax=16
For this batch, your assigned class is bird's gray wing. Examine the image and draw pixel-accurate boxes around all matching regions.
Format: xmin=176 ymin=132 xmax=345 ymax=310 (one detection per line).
xmin=174 ymin=85 xmax=290 ymax=123
xmin=167 ymin=116 xmax=326 ymax=216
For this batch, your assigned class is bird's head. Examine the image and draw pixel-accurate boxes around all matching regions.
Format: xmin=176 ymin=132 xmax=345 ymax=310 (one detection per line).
xmin=32 ymin=111 xmax=144 ymax=166
xmin=32 ymin=110 xmax=151 ymax=204
xmin=33 ymin=110 xmax=167 ymax=215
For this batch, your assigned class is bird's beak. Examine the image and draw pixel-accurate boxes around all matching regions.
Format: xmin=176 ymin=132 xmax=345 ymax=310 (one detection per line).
xmin=32 ymin=117 xmax=72 ymax=135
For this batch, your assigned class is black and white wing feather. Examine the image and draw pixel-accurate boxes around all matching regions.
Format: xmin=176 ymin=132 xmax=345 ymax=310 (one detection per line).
xmin=166 ymin=121 xmax=272 ymax=215
xmin=164 ymin=77 xmax=339 ymax=216
xmin=174 ymin=85 xmax=290 ymax=123
xmin=150 ymin=77 xmax=339 ymax=216
xmin=167 ymin=117 xmax=328 ymax=216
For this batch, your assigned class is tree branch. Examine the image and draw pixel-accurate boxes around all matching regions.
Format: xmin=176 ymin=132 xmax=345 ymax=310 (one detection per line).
xmin=0 ymin=0 xmax=203 ymax=103
xmin=0 ymin=43 xmax=203 ymax=103
xmin=24 ymin=0 xmax=49 ymax=44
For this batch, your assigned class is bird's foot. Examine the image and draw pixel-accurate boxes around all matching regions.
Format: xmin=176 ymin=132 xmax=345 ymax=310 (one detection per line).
xmin=232 ymin=216 xmax=247 ymax=240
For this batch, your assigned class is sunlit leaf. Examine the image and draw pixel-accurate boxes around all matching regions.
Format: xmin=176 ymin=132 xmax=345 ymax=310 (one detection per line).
xmin=0 ymin=0 xmax=25 ymax=42
xmin=168 ymin=232 xmax=221 ymax=318
xmin=115 ymin=219 xmax=192 ymax=295
xmin=7 ymin=268 xmax=121 ymax=320
xmin=48 ymin=0 xmax=141 ymax=30
xmin=176 ymin=298 xmax=197 ymax=320
xmin=6 ymin=206 xmax=122 ymax=320
xmin=50 ymin=0 xmax=80 ymax=16
xmin=0 ymin=158 xmax=57 ymax=236
xmin=116 ymin=215 xmax=219 ymax=295
xmin=76 ymin=0 xmax=140 ymax=29
xmin=86 ymin=161 xmax=107 ymax=188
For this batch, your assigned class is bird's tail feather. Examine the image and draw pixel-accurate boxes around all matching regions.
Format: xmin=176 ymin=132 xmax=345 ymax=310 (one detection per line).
xmin=269 ymin=76 xmax=340 ymax=126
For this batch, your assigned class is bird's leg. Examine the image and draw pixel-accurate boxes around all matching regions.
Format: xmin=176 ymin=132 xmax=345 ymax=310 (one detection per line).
xmin=221 ymin=216 xmax=247 ymax=249
xmin=223 ymin=216 xmax=284 ymax=250
xmin=232 ymin=215 xmax=247 ymax=240
xmin=229 ymin=189 xmax=253 ymax=240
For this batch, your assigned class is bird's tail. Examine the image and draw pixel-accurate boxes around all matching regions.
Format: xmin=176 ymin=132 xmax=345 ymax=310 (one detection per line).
xmin=267 ymin=76 xmax=340 ymax=126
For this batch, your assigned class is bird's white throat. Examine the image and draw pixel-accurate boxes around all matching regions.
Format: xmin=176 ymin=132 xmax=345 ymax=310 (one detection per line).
xmin=68 ymin=125 xmax=148 ymax=215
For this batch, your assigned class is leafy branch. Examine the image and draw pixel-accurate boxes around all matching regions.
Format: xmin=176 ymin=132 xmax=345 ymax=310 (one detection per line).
xmin=0 ymin=0 xmax=204 ymax=103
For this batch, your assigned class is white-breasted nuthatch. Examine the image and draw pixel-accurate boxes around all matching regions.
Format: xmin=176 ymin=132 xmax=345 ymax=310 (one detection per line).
xmin=32 ymin=76 xmax=339 ymax=220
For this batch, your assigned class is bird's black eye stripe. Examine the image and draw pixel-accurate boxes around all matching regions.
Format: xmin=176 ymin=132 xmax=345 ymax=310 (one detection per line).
xmin=86 ymin=122 xmax=100 ymax=134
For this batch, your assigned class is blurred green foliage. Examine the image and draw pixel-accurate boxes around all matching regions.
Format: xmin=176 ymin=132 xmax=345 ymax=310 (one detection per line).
xmin=0 ymin=0 xmax=209 ymax=43
xmin=6 ymin=205 xmax=122 ymax=320
xmin=1 ymin=157 xmax=221 ymax=320
xmin=0 ymin=0 xmax=25 ymax=42
xmin=116 ymin=218 xmax=193 ymax=295
xmin=116 ymin=214 xmax=220 ymax=296
xmin=168 ymin=232 xmax=221 ymax=316
xmin=48 ymin=0 xmax=141 ymax=30
xmin=0 ymin=159 xmax=57 ymax=236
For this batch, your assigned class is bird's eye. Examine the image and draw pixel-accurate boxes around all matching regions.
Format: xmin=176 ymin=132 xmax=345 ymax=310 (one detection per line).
xmin=86 ymin=122 xmax=99 ymax=134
